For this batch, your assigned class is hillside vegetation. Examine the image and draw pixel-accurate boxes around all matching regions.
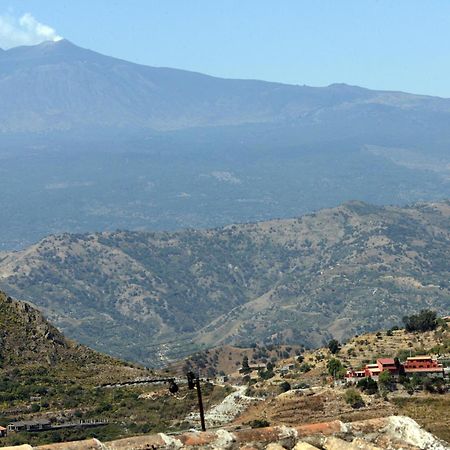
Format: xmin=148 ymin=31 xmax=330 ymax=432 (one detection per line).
xmin=0 ymin=291 xmax=134 ymax=378
xmin=0 ymin=291 xmax=229 ymax=446
xmin=1 ymin=200 xmax=450 ymax=365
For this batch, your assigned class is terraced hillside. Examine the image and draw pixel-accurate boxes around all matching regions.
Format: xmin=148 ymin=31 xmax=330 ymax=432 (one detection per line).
xmin=1 ymin=200 xmax=450 ymax=365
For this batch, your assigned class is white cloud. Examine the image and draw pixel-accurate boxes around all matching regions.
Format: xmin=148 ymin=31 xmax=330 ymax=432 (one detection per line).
xmin=0 ymin=13 xmax=62 ymax=49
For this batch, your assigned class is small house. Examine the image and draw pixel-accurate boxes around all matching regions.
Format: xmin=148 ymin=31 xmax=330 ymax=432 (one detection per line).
xmin=7 ymin=419 xmax=51 ymax=433
xmin=377 ymin=358 xmax=400 ymax=375
xmin=403 ymin=356 xmax=444 ymax=378
xmin=345 ymin=369 xmax=366 ymax=383
xmin=364 ymin=363 xmax=381 ymax=379
xmin=215 ymin=375 xmax=229 ymax=383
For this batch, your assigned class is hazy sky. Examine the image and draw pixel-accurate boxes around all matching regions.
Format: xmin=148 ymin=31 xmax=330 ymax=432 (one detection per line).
xmin=1 ymin=1 xmax=450 ymax=97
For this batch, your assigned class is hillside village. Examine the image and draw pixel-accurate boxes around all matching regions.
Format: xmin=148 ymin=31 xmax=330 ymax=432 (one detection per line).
xmin=179 ymin=312 xmax=450 ymax=443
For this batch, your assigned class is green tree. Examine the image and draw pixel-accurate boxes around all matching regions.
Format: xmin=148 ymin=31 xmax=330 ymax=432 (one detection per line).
xmin=378 ymin=370 xmax=392 ymax=384
xmin=403 ymin=310 xmax=437 ymax=332
xmin=378 ymin=370 xmax=393 ymax=394
xmin=241 ymin=356 xmax=250 ymax=374
xmin=357 ymin=377 xmax=378 ymax=395
xmin=328 ymin=339 xmax=340 ymax=354
xmin=327 ymin=358 xmax=345 ymax=378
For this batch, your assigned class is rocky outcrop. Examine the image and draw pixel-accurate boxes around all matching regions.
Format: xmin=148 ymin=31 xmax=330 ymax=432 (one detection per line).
xmin=1 ymin=416 xmax=447 ymax=450
xmin=187 ymin=386 xmax=262 ymax=427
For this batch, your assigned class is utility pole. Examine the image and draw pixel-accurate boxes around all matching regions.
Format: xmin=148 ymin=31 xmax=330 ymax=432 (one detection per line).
xmin=195 ymin=376 xmax=206 ymax=432
xmin=187 ymin=371 xmax=206 ymax=431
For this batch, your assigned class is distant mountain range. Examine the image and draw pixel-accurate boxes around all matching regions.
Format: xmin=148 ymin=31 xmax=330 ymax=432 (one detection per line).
xmin=1 ymin=200 xmax=449 ymax=366
xmin=1 ymin=40 xmax=450 ymax=250
xmin=2 ymin=39 xmax=450 ymax=133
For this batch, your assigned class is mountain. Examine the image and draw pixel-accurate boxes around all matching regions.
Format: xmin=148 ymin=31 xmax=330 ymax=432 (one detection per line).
xmin=0 ymin=289 xmax=77 ymax=368
xmin=0 ymin=290 xmax=141 ymax=379
xmin=1 ymin=39 xmax=450 ymax=133
xmin=1 ymin=40 xmax=450 ymax=250
xmin=1 ymin=200 xmax=449 ymax=366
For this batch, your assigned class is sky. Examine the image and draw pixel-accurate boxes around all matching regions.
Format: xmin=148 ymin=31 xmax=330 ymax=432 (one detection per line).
xmin=1 ymin=1 xmax=450 ymax=97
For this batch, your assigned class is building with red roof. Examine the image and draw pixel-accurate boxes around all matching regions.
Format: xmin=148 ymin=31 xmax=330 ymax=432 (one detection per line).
xmin=345 ymin=354 xmax=445 ymax=383
xmin=403 ymin=356 xmax=444 ymax=378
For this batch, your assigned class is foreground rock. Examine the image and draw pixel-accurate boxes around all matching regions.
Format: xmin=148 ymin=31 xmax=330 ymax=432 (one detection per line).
xmin=2 ymin=416 xmax=448 ymax=449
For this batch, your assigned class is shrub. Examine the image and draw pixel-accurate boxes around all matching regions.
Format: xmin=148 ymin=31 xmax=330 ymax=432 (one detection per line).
xmin=278 ymin=381 xmax=291 ymax=393
xmin=345 ymin=388 xmax=364 ymax=408
xmin=328 ymin=339 xmax=340 ymax=354
xmin=248 ymin=419 xmax=270 ymax=428
xmin=299 ymin=363 xmax=311 ymax=373
xmin=293 ymin=382 xmax=310 ymax=389
xmin=357 ymin=377 xmax=378 ymax=395
xmin=30 ymin=403 xmax=40 ymax=413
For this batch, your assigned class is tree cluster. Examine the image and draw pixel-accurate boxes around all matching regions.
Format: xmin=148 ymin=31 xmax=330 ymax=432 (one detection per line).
xmin=328 ymin=339 xmax=340 ymax=354
xmin=402 ymin=309 xmax=437 ymax=333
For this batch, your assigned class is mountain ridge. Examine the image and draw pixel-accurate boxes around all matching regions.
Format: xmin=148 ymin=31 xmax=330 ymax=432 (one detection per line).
xmin=2 ymin=39 xmax=450 ymax=252
xmin=1 ymin=199 xmax=449 ymax=366
xmin=2 ymin=39 xmax=450 ymax=133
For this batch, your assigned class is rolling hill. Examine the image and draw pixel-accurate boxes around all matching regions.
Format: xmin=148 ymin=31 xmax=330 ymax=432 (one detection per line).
xmin=1 ymin=200 xmax=449 ymax=366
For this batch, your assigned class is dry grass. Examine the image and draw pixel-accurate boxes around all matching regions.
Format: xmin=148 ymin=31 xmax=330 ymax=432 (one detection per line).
xmin=233 ymin=387 xmax=396 ymax=427
xmin=393 ymin=394 xmax=450 ymax=444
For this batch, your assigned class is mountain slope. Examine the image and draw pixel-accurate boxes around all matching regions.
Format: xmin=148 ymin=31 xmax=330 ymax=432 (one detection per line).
xmin=1 ymin=200 xmax=449 ymax=365
xmin=1 ymin=40 xmax=450 ymax=133
xmin=0 ymin=290 xmax=143 ymax=382
xmin=2 ymin=40 xmax=450 ymax=251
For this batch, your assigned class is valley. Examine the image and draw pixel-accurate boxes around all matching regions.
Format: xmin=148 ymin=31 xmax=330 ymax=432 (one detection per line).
xmin=1 ymin=200 xmax=449 ymax=365
xmin=0 ymin=291 xmax=230 ymax=447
